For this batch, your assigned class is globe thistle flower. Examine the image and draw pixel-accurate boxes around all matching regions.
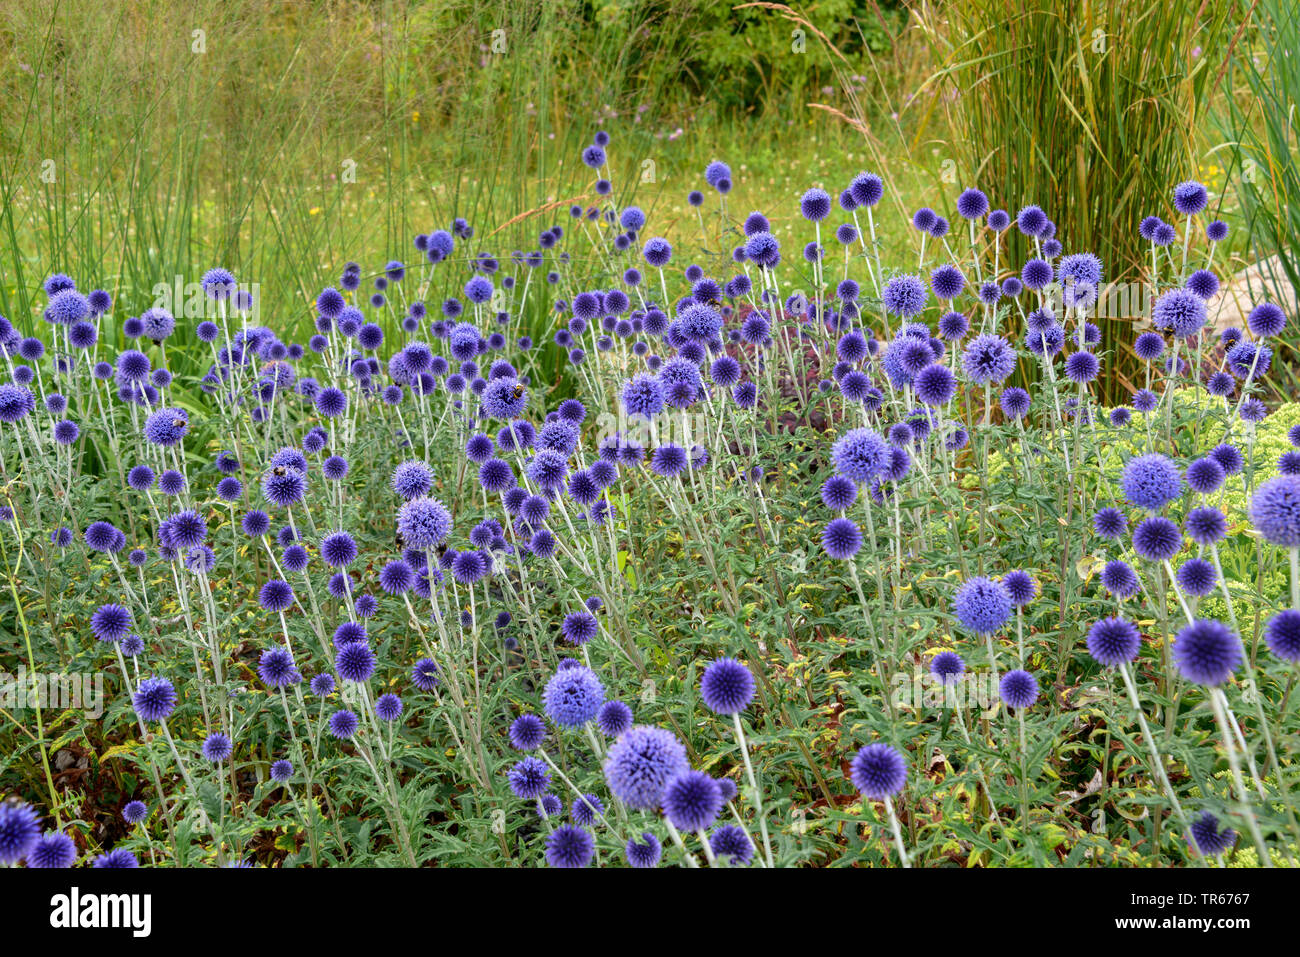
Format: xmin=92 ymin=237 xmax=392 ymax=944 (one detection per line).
xmin=626 ymin=832 xmax=662 ymax=868
xmin=662 ymin=770 xmax=723 ymax=832
xmin=561 ymin=611 xmax=599 ymax=646
xmin=929 ymin=264 xmax=966 ymax=300
xmin=320 ymin=531 xmax=358 ymax=568
xmin=241 ymin=510 xmax=271 ymax=537
xmin=315 ymin=387 xmax=347 ymax=418
xmin=1016 ymin=205 xmax=1047 ymax=236
xmin=821 ymin=475 xmax=858 ymax=511
xmin=311 ymin=673 xmax=336 ymax=697
xmin=282 ymin=544 xmax=309 ymax=572
xmin=1206 ymin=220 xmax=1229 ymax=242
xmin=258 ymin=646 xmax=300 ymax=689
xmin=1002 ymin=570 xmax=1037 ymax=606
xmin=1057 ymin=253 xmax=1103 ymax=308
xmin=1186 ymin=269 xmax=1219 ymax=300
xmin=1172 ymin=180 xmax=1208 ymax=215
xmin=1185 ymin=457 xmax=1226 ymax=495
xmin=543 ymin=665 xmax=604 ymax=728
xmin=1100 ymin=560 xmax=1141 ymax=599
xmin=1264 ymin=609 xmax=1300 ymax=663
xmin=93 ymin=848 xmax=139 ymax=868
xmin=604 ymin=725 xmax=690 ymax=810
xmin=938 ymin=310 xmax=969 ymax=341
xmin=999 ymin=669 xmax=1039 ymax=708
xmin=1226 ymin=341 xmax=1272 ymax=380
xmin=0 ymin=802 xmax=40 ymax=864
xmin=999 ymin=387 xmax=1030 ymax=420
xmin=1186 ymin=811 xmax=1235 ymax=856
xmin=202 ymin=732 xmax=233 ymax=762
xmin=26 ymin=830 xmax=77 ymax=868
xmin=849 ymin=171 xmax=884 ymax=207
xmin=571 ymin=793 xmax=605 ymax=828
xmin=263 ymin=468 xmax=307 ymax=508
xmin=953 ymin=577 xmax=1012 ymax=634
xmin=962 ymin=334 xmax=1017 ymax=384
xmin=822 ymin=517 xmax=863 ymax=560
xmin=133 ymin=676 xmax=177 ymax=722
xmin=930 ymin=650 xmax=965 ymax=686
xmin=597 ymin=700 xmax=634 ymax=738
xmin=335 ymin=642 xmax=376 ymax=683
xmin=270 ymin=759 xmax=294 ymax=783
xmin=1121 ymin=453 xmax=1183 ymax=511
xmin=328 ymin=709 xmax=359 ymax=740
xmin=158 ymin=470 xmax=187 ymax=496
xmin=539 ymin=825 xmax=592 ymax=868
xmin=1184 ymin=507 xmax=1227 ymax=547
xmin=375 ymin=693 xmax=403 ymax=722
xmin=832 ymin=427 xmax=889 ymax=484
xmin=1209 ymin=443 xmax=1243 ymax=476
xmin=1086 ymin=617 xmax=1142 ymax=667
xmin=508 ymin=756 xmax=551 ymax=799
xmin=1279 ymin=451 xmax=1300 ymax=476
xmin=142 ymin=408 xmax=189 ymax=447
xmin=1176 ymin=558 xmax=1217 ymax=598
xmin=397 ymin=496 xmax=452 ymax=548
xmin=120 ymin=634 xmax=145 ymax=656
xmin=882 ymin=275 xmax=927 ymax=318
xmin=1131 ymin=516 xmax=1182 ymax=562
xmin=914 ymin=363 xmax=957 ymax=405
xmin=1062 ymin=351 xmax=1098 ymax=384
xmin=1172 ymin=619 xmax=1242 ymax=686
xmin=850 ymin=743 xmax=907 ymax=800
xmin=1152 ymin=288 xmax=1207 ymax=339
xmin=700 ymin=658 xmax=755 ymax=715
xmin=1134 ymin=331 xmax=1166 ymax=363
xmin=508 ymin=713 xmax=546 ymax=751
xmin=536 ymin=793 xmax=562 ymax=819
xmin=1249 ymin=476 xmax=1300 ymax=546
xmin=392 ymin=460 xmax=434 ymax=500
xmin=800 ymin=188 xmax=832 ymax=221
xmin=122 ymin=800 xmax=148 ymax=824
xmin=650 ymin=443 xmax=690 ymax=478
xmin=90 ymin=603 xmax=133 ymax=643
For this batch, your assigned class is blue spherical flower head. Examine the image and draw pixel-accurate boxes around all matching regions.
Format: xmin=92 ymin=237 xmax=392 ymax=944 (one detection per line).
xmin=1173 ymin=619 xmax=1242 ymax=686
xmin=1100 ymin=560 xmax=1140 ymax=599
xmin=1187 ymin=811 xmax=1235 ymax=856
xmin=1249 ymin=476 xmax=1300 ymax=547
xmin=122 ymin=800 xmax=148 ymax=825
xmin=662 ymin=770 xmax=723 ymax=831
xmin=953 ymin=577 xmax=1012 ymax=635
xmin=270 ymin=759 xmax=294 ymax=783
xmin=93 ymin=848 xmax=139 ymax=868
xmin=335 ymin=642 xmax=376 ymax=683
xmin=508 ymin=756 xmax=550 ymax=799
xmin=1247 ymin=302 xmax=1286 ymax=338
xmin=882 ymin=274 xmax=927 ymax=318
xmin=1121 ymin=453 xmax=1183 ymax=512
xmin=1152 ymin=288 xmax=1207 ymax=339
xmin=545 ymin=825 xmax=594 ymax=868
xmin=1185 ymin=457 xmax=1225 ymax=495
xmin=391 ymin=460 xmax=434 ymax=500
xmin=328 ymin=708 xmax=359 ymax=739
xmin=133 ymin=676 xmax=177 ymax=723
xmin=1264 ymin=609 xmax=1300 ymax=663
xmin=850 ymin=743 xmax=907 ymax=800
xmin=597 ymin=700 xmax=633 ymax=738
xmin=1132 ymin=516 xmax=1183 ymax=562
xmin=543 ymin=665 xmax=604 ymax=728
xmin=700 ymin=658 xmax=755 ymax=715
xmin=1173 ymin=180 xmax=1208 ymax=215
xmin=411 ymin=657 xmax=439 ymax=691
xmin=26 ymin=830 xmax=77 ymax=868
xmin=822 ymin=517 xmax=862 ymax=560
xmin=0 ymin=802 xmax=40 ymax=864
xmin=710 ymin=824 xmax=755 ymax=866
xmin=832 ymin=427 xmax=889 ymax=484
xmin=1002 ymin=570 xmax=1037 ymax=606
xmin=375 ymin=694 xmax=404 ymax=721
xmin=930 ymin=650 xmax=965 ymax=686
xmin=604 ymin=725 xmax=689 ymax=810
xmin=142 ymin=407 xmax=189 ymax=447
xmin=1176 ymin=558 xmax=1217 ymax=598
xmin=999 ymin=669 xmax=1039 ymax=708
xmin=1087 ymin=617 xmax=1141 ymax=667
xmin=509 ymin=714 xmax=546 ymax=751
xmin=626 ymin=832 xmax=663 ymax=868
xmin=561 ymin=610 xmax=599 ymax=646
xmin=1057 ymin=253 xmax=1103 ymax=309
xmin=202 ymin=732 xmax=233 ymax=762
xmin=962 ymin=334 xmax=1017 ymax=384
xmin=258 ymin=646 xmax=301 ymax=689
xmin=397 ymin=496 xmax=452 ymax=548
xmin=91 ymin=603 xmax=133 ymax=643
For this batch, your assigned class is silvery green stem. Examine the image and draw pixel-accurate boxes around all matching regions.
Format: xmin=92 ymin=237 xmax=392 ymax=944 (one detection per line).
xmin=1208 ymin=686 xmax=1270 ymax=866
xmin=883 ymin=796 xmax=910 ymax=867
xmin=733 ymin=711 xmax=775 ymax=868
xmin=664 ymin=819 xmax=699 ymax=868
